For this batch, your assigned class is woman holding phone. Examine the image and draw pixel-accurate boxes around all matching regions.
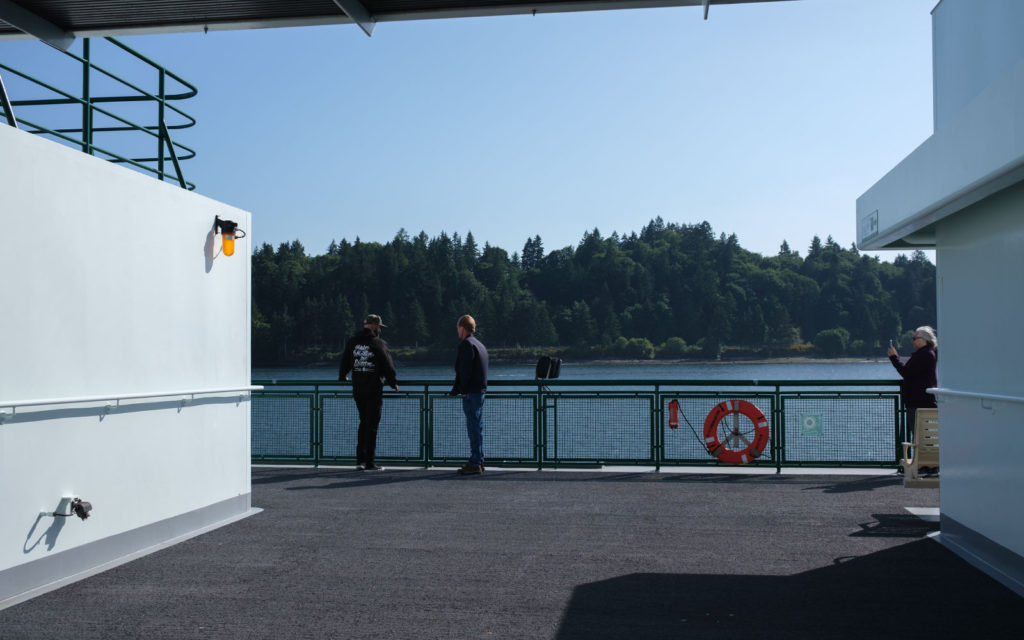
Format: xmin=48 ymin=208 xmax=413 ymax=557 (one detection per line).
xmin=888 ymin=326 xmax=938 ymax=445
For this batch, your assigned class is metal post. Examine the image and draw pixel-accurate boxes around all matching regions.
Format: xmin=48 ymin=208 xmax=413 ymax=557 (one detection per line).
xmin=0 ymin=70 xmax=18 ymax=128
xmin=653 ymin=385 xmax=662 ymax=472
xmin=422 ymin=383 xmax=432 ymax=468
xmin=536 ymin=381 xmax=545 ymax=470
xmin=81 ymin=38 xmax=92 ymax=153
xmin=159 ymin=122 xmax=187 ymax=188
xmin=774 ymin=385 xmax=783 ymax=474
xmin=158 ymin=69 xmax=166 ymax=179
xmin=312 ymin=384 xmax=322 ymax=468
xmin=895 ymin=396 xmax=904 ymax=465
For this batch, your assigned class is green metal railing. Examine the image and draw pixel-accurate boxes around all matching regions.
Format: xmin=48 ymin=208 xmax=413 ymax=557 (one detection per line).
xmin=0 ymin=37 xmax=196 ymax=188
xmin=252 ymin=378 xmax=906 ymax=472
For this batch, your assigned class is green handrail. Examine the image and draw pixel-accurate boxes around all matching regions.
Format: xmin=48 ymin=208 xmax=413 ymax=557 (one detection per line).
xmin=251 ymin=378 xmax=907 ymax=472
xmin=0 ymin=37 xmax=197 ymax=189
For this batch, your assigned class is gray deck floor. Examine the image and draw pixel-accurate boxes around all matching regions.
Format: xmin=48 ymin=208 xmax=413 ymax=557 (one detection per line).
xmin=2 ymin=467 xmax=1021 ymax=639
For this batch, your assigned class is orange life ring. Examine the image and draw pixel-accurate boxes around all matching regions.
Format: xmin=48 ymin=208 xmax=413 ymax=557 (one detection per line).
xmin=702 ymin=399 xmax=770 ymax=465
xmin=667 ymin=399 xmax=680 ymax=429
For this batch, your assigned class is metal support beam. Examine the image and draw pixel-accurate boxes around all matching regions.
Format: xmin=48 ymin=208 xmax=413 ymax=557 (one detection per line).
xmin=0 ymin=70 xmax=17 ymax=128
xmin=0 ymin=0 xmax=73 ymax=50
xmin=159 ymin=122 xmax=187 ymax=189
xmin=332 ymin=0 xmax=376 ymax=37
xmin=703 ymin=0 xmax=710 ymax=20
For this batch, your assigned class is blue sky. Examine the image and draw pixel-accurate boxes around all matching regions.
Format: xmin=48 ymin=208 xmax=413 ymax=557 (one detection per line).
xmin=1 ymin=0 xmax=937 ymax=260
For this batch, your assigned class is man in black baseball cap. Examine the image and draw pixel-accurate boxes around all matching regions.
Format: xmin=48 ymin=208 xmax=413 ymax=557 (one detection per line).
xmin=339 ymin=314 xmax=399 ymax=470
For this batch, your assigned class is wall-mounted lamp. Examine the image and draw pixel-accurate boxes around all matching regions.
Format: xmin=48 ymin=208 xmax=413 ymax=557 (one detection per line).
xmin=214 ymin=216 xmax=246 ymax=257
xmin=42 ymin=496 xmax=92 ymax=520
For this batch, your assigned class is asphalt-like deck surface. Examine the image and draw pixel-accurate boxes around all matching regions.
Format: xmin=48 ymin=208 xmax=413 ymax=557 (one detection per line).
xmin=2 ymin=467 xmax=1021 ymax=639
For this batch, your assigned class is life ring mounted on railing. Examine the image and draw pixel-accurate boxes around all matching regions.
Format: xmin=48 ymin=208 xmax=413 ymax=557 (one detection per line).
xmin=702 ymin=399 xmax=770 ymax=465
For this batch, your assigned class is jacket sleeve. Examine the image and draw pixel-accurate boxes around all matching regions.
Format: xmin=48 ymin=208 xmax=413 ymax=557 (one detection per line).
xmin=339 ymin=338 xmax=353 ymax=381
xmin=891 ymin=350 xmax=934 ymax=381
xmin=375 ymin=339 xmax=399 ymax=388
xmin=888 ymin=353 xmax=905 ymax=378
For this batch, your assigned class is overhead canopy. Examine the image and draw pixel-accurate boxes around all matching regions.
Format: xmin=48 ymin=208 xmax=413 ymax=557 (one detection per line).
xmin=0 ymin=0 xmax=793 ymax=49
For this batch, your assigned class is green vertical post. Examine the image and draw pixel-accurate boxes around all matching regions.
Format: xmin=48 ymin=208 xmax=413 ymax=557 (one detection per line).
xmin=312 ymin=384 xmax=322 ymax=468
xmin=158 ymin=69 xmax=166 ymax=180
xmin=81 ymin=38 xmax=91 ymax=154
xmin=653 ymin=385 xmax=662 ymax=472
xmin=774 ymin=385 xmax=783 ymax=474
xmin=423 ymin=384 xmax=432 ymax=468
xmin=536 ymin=381 xmax=544 ymax=470
xmin=895 ymin=396 xmax=903 ymax=465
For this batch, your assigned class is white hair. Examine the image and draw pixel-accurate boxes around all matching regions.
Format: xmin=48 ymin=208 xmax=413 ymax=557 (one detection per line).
xmin=915 ymin=325 xmax=937 ymax=349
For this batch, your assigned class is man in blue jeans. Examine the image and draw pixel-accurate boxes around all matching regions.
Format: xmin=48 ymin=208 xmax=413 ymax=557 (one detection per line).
xmin=451 ymin=314 xmax=488 ymax=475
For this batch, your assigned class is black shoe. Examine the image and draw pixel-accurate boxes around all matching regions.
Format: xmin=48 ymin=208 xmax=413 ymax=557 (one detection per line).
xmin=457 ymin=464 xmax=483 ymax=475
xmin=355 ymin=462 xmax=366 ymax=471
xmin=363 ymin=462 xmax=384 ymax=471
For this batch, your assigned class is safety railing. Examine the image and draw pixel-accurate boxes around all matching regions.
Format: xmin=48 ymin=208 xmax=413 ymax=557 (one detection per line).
xmin=0 ymin=385 xmax=262 ymax=425
xmin=251 ymin=378 xmax=905 ymax=472
xmin=0 ymin=37 xmax=197 ymax=188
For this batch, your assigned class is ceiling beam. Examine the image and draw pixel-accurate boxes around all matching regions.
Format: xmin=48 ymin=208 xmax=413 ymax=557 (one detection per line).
xmin=0 ymin=0 xmax=73 ymax=49
xmin=332 ymin=0 xmax=376 ymax=37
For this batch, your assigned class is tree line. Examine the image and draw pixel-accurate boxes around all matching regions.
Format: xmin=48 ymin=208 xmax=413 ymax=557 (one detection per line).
xmin=252 ymin=218 xmax=936 ymax=365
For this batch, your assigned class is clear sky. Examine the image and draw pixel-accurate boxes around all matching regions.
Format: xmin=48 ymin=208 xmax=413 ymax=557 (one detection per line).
xmin=1 ymin=0 xmax=938 ymax=260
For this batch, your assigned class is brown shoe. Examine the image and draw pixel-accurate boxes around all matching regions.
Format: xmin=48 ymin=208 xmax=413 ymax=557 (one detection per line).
xmin=457 ymin=464 xmax=483 ymax=475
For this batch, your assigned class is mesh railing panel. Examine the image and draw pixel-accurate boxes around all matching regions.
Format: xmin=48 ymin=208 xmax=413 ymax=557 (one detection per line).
xmin=780 ymin=395 xmax=897 ymax=463
xmin=250 ymin=382 xmax=904 ymax=468
xmin=252 ymin=393 xmax=313 ymax=459
xmin=545 ymin=395 xmax=654 ymax=462
xmin=661 ymin=395 xmax=774 ymax=464
xmin=321 ymin=393 xmax=358 ymax=459
xmin=322 ymin=394 xmax=423 ymax=460
xmin=431 ymin=394 xmax=536 ymax=462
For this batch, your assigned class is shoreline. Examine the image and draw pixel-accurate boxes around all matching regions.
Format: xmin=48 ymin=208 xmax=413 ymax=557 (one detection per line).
xmin=257 ymin=356 xmax=892 ymax=369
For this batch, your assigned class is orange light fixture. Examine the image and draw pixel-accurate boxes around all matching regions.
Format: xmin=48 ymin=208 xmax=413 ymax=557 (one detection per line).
xmin=215 ymin=216 xmax=246 ymax=257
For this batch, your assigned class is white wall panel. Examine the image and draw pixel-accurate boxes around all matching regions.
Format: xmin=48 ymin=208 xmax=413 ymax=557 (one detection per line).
xmin=933 ymin=0 xmax=1024 ymax=131
xmin=935 ymin=180 xmax=1024 ymax=563
xmin=0 ymin=124 xmax=253 ymax=599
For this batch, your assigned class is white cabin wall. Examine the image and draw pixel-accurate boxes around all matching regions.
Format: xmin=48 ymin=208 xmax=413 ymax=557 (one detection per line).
xmin=932 ymin=0 xmax=1024 ymax=131
xmin=0 ymin=124 xmax=253 ymax=606
xmin=858 ymin=0 xmax=1024 ymax=594
xmin=934 ymin=182 xmax=1024 ymax=562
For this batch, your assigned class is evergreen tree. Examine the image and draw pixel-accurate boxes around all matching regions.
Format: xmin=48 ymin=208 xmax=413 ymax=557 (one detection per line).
xmin=249 ymin=220 xmax=936 ymax=364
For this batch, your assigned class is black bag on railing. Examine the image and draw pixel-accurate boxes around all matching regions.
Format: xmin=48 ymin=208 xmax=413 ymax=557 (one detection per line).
xmin=535 ymin=356 xmax=561 ymax=379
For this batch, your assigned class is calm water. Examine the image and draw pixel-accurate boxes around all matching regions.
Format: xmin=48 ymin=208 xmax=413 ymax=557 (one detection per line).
xmin=254 ymin=359 xmax=897 ymax=383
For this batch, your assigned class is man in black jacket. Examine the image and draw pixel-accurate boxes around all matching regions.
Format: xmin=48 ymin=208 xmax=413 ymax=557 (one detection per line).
xmin=450 ymin=314 xmax=488 ymax=475
xmin=339 ymin=314 xmax=399 ymax=471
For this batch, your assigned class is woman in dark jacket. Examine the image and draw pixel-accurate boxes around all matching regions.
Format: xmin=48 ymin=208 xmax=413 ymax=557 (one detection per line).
xmin=888 ymin=325 xmax=938 ymax=442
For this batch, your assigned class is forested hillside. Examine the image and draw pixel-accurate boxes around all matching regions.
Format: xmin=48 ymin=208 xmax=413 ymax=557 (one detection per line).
xmin=252 ymin=218 xmax=936 ymax=365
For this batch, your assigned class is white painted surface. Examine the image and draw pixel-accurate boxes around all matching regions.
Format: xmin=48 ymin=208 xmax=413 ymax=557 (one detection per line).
xmin=855 ymin=55 xmax=1024 ymax=251
xmin=858 ymin=0 xmax=1024 ymax=582
xmin=934 ymin=188 xmax=1024 ymax=558
xmin=905 ymin=507 xmax=940 ymax=523
xmin=857 ymin=0 xmax=1024 ymax=251
xmin=932 ymin=0 xmax=1024 ymax=130
xmin=0 ymin=124 xmax=252 ymax=585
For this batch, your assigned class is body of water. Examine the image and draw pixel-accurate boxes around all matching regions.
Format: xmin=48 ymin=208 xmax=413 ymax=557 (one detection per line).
xmin=252 ymin=360 xmax=904 ymax=464
xmin=254 ymin=359 xmax=898 ymax=383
